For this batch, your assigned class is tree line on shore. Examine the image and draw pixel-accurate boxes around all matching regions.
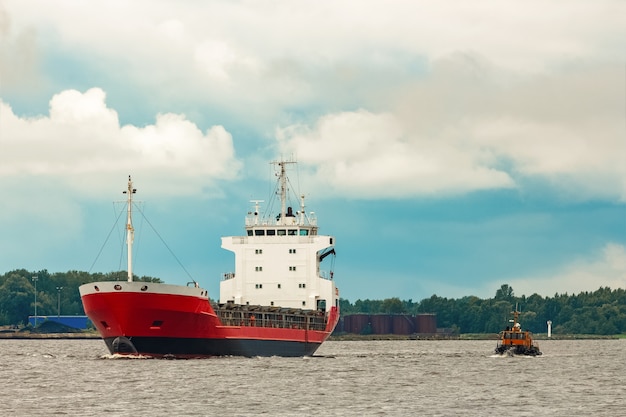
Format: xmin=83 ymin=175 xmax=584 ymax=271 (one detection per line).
xmin=2 ymin=270 xmax=625 ymax=335
xmin=339 ymin=284 xmax=626 ymax=335
xmin=0 ymin=269 xmax=162 ymax=326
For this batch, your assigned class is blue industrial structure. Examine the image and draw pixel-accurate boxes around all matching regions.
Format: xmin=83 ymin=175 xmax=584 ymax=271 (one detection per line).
xmin=28 ymin=315 xmax=91 ymax=329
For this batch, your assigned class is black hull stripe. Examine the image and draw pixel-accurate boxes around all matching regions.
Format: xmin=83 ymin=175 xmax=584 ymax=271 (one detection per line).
xmin=104 ymin=337 xmax=322 ymax=358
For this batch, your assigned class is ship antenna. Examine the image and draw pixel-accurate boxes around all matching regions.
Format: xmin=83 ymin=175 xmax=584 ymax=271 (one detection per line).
xmin=279 ymin=161 xmax=287 ymax=221
xmin=272 ymin=158 xmax=296 ymax=224
xmin=122 ymin=175 xmax=137 ymax=282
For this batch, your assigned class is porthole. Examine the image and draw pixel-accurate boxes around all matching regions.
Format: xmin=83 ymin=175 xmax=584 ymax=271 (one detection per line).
xmin=114 ymin=284 xmax=122 ymax=291
xmin=141 ymin=285 xmax=148 ymax=291
xmin=94 ymin=286 xmax=100 ymax=291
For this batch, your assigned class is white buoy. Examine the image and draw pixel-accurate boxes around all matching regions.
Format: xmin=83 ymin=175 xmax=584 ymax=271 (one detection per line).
xmin=547 ymin=320 xmax=552 ymax=338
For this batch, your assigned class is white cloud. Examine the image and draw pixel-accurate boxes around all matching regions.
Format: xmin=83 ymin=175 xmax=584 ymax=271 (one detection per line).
xmin=276 ymin=54 xmax=626 ymax=200
xmin=194 ymin=40 xmax=240 ymax=81
xmin=277 ymin=110 xmax=515 ymax=198
xmin=2 ymin=1 xmax=624 ymax=201
xmin=491 ymin=243 xmax=626 ymax=297
xmin=0 ymin=87 xmax=241 ymax=267
xmin=3 ymin=1 xmax=624 ymax=113
xmin=0 ymin=88 xmax=241 ymax=195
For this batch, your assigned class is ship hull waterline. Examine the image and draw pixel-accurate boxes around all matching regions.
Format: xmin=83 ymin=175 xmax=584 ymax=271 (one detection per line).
xmin=104 ymin=336 xmax=323 ymax=358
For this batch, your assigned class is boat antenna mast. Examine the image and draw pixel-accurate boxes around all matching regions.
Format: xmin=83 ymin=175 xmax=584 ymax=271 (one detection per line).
xmin=123 ymin=175 xmax=137 ymax=282
xmin=272 ymin=158 xmax=296 ymax=223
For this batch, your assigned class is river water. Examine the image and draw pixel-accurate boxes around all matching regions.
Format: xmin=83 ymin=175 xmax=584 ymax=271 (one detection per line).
xmin=0 ymin=339 xmax=624 ymax=416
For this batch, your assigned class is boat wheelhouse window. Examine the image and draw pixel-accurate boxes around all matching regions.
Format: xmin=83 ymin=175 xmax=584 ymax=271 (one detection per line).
xmin=289 ymin=249 xmax=296 ymax=254
xmin=267 ymin=229 xmax=276 ymax=236
xmin=255 ymin=284 xmax=263 ymax=289
xmin=247 ymin=230 xmax=253 ymax=236
xmin=255 ymin=249 xmax=263 ymax=254
xmin=299 ymin=229 xmax=309 ymax=236
xmin=299 ymin=283 xmax=306 ymax=288
xmin=288 ymin=229 xmax=297 ymax=235
xmin=254 ymin=229 xmax=265 ymax=236
xmin=277 ymin=229 xmax=286 ymax=236
xmin=289 ymin=266 xmax=296 ymax=271
xmin=255 ymin=266 xmax=263 ymax=271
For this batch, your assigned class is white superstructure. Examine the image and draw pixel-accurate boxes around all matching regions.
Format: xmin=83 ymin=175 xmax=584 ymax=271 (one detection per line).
xmin=220 ymin=160 xmax=338 ymax=313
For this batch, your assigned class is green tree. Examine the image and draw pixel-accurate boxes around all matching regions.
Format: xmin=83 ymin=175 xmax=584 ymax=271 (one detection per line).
xmin=382 ymin=297 xmax=406 ymax=314
xmin=0 ymin=274 xmax=35 ymax=325
xmin=495 ymin=284 xmax=514 ymax=301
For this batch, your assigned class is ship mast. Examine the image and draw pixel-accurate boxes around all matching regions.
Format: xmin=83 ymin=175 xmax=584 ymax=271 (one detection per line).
xmin=273 ymin=159 xmax=296 ymax=223
xmin=123 ymin=175 xmax=137 ymax=282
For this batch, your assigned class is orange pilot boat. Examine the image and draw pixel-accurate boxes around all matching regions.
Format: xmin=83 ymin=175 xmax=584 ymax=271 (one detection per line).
xmin=495 ymin=308 xmax=542 ymax=356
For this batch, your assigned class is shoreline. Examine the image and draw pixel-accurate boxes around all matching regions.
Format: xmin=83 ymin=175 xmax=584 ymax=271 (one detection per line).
xmin=329 ymin=333 xmax=621 ymax=341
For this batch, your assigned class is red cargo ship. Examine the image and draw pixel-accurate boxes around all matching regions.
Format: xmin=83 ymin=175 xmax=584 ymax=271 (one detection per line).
xmin=80 ymin=160 xmax=339 ymax=357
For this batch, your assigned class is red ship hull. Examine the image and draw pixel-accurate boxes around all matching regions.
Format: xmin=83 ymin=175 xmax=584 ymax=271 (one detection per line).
xmin=80 ymin=281 xmax=339 ymax=358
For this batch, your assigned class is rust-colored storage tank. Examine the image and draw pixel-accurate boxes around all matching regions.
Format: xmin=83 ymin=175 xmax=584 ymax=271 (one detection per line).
xmin=370 ymin=314 xmax=393 ymax=334
xmin=342 ymin=315 xmax=352 ymax=333
xmin=415 ymin=314 xmax=437 ymax=334
xmin=348 ymin=314 xmax=371 ymax=334
xmin=392 ymin=314 xmax=415 ymax=334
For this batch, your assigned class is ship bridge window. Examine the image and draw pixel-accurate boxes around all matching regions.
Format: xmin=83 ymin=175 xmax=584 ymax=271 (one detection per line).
xmin=299 ymin=229 xmax=309 ymax=236
xmin=247 ymin=230 xmax=253 ymax=236
xmin=288 ymin=229 xmax=297 ymax=236
xmin=277 ymin=229 xmax=286 ymax=236
xmin=255 ymin=230 xmax=265 ymax=236
xmin=267 ymin=229 xmax=276 ymax=236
